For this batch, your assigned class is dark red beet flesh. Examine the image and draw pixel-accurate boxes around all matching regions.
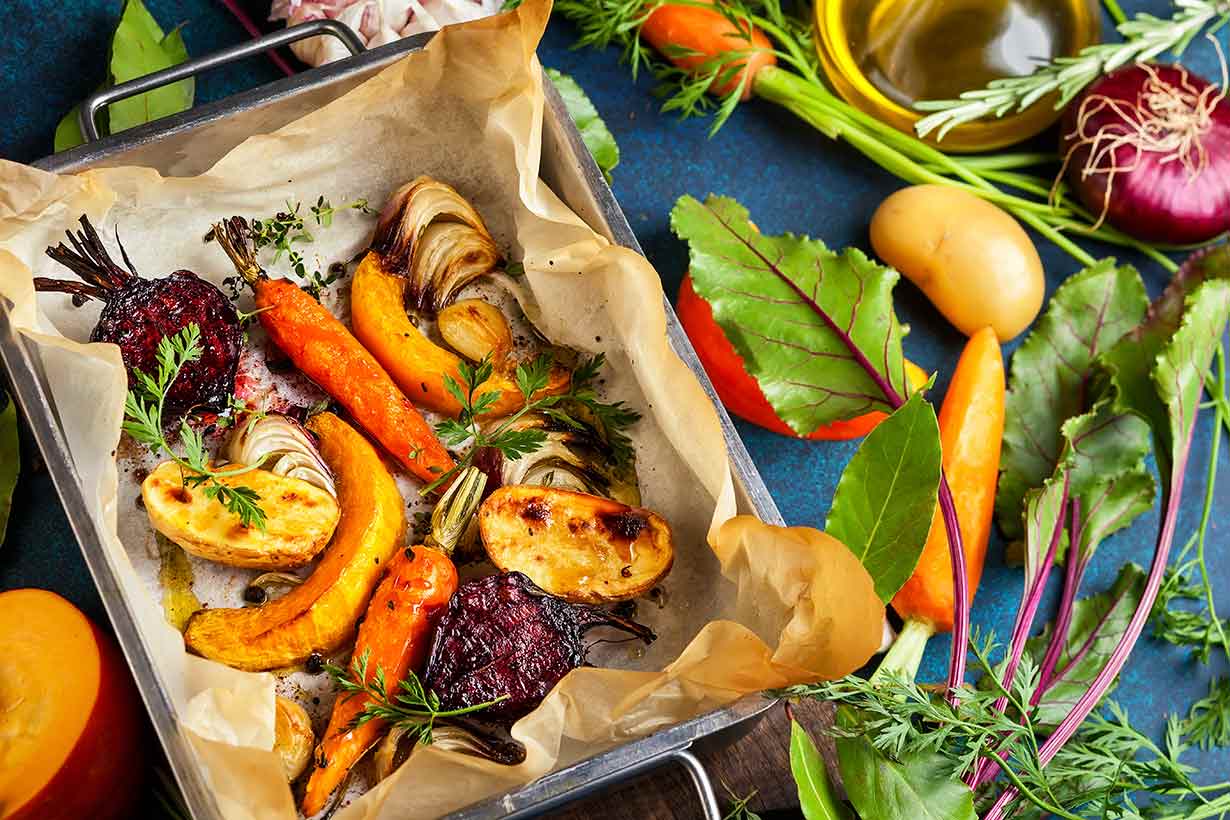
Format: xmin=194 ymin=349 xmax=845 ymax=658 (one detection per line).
xmin=424 ymin=572 xmax=655 ymax=724
xmin=38 ymin=217 xmax=241 ymax=411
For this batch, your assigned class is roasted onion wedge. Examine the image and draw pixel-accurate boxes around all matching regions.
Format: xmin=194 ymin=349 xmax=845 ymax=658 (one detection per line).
xmin=142 ymin=461 xmax=339 ymax=570
xmin=478 ymin=486 xmax=673 ymax=603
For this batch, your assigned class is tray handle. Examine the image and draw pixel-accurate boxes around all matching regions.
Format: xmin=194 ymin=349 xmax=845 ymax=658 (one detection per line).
xmin=77 ymin=19 xmax=366 ymax=142
xmin=518 ymin=746 xmax=723 ymax=819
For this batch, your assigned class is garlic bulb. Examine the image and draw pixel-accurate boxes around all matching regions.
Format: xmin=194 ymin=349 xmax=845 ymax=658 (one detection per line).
xmin=270 ymin=1 xmax=504 ymax=67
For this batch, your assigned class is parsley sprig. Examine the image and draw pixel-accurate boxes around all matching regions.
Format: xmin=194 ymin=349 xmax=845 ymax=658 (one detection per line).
xmin=249 ymin=197 xmax=372 ymax=298
xmin=122 ymin=324 xmax=267 ymax=530
xmin=325 ymin=649 xmax=505 ymax=745
xmin=422 ymin=352 xmax=640 ymax=495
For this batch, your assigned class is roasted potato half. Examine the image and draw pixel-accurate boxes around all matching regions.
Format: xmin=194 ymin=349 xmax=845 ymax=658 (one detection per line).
xmin=479 ymin=486 xmax=674 ymax=603
xmin=142 ymin=461 xmax=339 ymax=570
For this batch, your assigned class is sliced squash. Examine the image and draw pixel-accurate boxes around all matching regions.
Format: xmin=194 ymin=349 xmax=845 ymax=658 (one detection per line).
xmin=142 ymin=461 xmax=339 ymax=570
xmin=479 ymin=485 xmax=674 ymax=603
xmin=183 ymin=413 xmax=406 ymax=671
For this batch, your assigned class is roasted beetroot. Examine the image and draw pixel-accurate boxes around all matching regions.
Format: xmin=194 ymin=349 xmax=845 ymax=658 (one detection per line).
xmin=424 ymin=572 xmax=655 ymax=724
xmin=37 ymin=216 xmax=241 ymax=411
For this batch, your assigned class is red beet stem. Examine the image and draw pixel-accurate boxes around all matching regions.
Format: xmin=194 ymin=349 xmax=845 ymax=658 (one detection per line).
xmin=216 ymin=0 xmax=298 ymax=78
xmin=41 ymin=216 xmax=135 ymax=294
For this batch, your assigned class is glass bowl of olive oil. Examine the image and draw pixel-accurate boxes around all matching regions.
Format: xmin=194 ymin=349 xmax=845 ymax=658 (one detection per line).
xmin=814 ymin=0 xmax=1101 ymax=151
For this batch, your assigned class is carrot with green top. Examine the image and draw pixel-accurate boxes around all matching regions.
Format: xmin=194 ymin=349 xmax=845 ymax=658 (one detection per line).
xmin=882 ymin=327 xmax=1004 ymax=676
xmin=211 ymin=217 xmax=454 ymax=485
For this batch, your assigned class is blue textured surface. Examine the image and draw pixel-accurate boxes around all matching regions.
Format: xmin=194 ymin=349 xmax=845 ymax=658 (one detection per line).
xmin=2 ymin=0 xmax=1229 ymax=792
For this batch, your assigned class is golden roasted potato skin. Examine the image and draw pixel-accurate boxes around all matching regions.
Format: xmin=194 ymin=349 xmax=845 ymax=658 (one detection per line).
xmin=142 ymin=461 xmax=339 ymax=570
xmin=870 ymin=185 xmax=1044 ymax=341
xmin=183 ymin=413 xmax=406 ymax=671
xmin=479 ymin=486 xmax=674 ymax=603
xmin=273 ymin=696 xmax=314 ymax=782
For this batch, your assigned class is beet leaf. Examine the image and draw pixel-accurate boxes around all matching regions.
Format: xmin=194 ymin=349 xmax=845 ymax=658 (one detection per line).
xmin=671 ymin=194 xmax=908 ymax=433
xmin=996 ymin=261 xmax=1148 ymax=540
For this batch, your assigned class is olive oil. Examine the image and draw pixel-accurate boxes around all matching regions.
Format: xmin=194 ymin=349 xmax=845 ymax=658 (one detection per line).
xmin=815 ymin=0 xmax=1100 ymax=151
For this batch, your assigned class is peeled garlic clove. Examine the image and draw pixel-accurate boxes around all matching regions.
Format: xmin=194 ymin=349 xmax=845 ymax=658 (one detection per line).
xmin=274 ymin=696 xmax=314 ymax=782
xmin=438 ymin=299 xmax=513 ymax=363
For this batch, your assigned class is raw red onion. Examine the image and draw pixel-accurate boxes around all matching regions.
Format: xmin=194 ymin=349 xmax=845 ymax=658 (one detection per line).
xmin=1059 ymin=62 xmax=1230 ymax=245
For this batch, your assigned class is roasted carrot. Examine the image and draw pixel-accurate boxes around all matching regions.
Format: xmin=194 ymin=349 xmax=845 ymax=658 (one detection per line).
xmin=299 ymin=466 xmax=486 ymax=815
xmin=211 ymin=218 xmax=454 ymax=484
xmin=640 ymin=1 xmax=777 ymax=100
xmin=892 ymin=327 xmax=1004 ymax=633
xmin=300 ymin=544 xmax=458 ymax=816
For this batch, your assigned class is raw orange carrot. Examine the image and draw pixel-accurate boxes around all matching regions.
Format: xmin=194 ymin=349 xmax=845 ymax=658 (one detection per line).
xmin=211 ymin=218 xmax=454 ymax=485
xmin=640 ymin=1 xmax=777 ymax=100
xmin=892 ymin=326 xmax=1005 ymax=633
xmin=300 ymin=544 xmax=458 ymax=816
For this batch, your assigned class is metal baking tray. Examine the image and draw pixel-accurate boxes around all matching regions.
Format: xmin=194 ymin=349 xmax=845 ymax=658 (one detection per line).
xmin=1 ymin=18 xmax=785 ymax=820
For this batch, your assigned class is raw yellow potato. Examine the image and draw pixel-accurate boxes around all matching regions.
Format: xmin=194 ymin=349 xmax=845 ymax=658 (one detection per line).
xmin=142 ymin=461 xmax=339 ymax=570
xmin=479 ymin=485 xmax=674 ymax=603
xmin=183 ymin=413 xmax=406 ymax=671
xmin=870 ymin=184 xmax=1044 ymax=341
xmin=273 ymin=696 xmax=314 ymax=781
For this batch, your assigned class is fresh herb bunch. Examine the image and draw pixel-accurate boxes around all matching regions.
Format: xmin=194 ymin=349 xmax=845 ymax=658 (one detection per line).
xmin=554 ymin=0 xmax=1182 ymax=272
xmin=122 ymin=323 xmax=267 ymax=529
xmin=914 ymin=0 xmax=1230 ymax=140
xmin=324 ymin=649 xmax=505 ymax=746
xmin=783 ymin=630 xmax=1230 ymax=819
xmin=249 ymin=197 xmax=372 ymax=298
xmin=423 ymin=352 xmax=640 ymax=494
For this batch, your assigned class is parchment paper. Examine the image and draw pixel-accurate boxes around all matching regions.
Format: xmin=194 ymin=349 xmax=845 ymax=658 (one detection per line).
xmin=0 ymin=3 xmax=883 ymax=817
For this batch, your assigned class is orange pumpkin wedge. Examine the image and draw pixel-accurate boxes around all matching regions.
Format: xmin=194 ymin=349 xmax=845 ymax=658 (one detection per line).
xmin=0 ymin=589 xmax=144 ymax=820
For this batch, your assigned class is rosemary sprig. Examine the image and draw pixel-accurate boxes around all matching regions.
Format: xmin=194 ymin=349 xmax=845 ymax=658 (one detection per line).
xmin=122 ymin=324 xmax=267 ymax=530
xmin=423 ymin=352 xmax=640 ymax=495
xmin=324 ymin=650 xmax=505 ymax=745
xmin=914 ymin=0 xmax=1230 ymax=140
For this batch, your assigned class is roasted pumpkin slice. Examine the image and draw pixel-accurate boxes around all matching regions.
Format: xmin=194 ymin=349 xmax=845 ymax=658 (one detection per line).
xmin=479 ymin=486 xmax=674 ymax=603
xmin=142 ymin=461 xmax=339 ymax=570
xmin=183 ymin=413 xmax=406 ymax=671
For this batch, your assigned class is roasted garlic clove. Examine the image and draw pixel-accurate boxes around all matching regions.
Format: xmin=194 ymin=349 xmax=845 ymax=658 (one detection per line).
xmin=274 ymin=696 xmax=314 ymax=782
xmin=438 ymin=299 xmax=514 ymax=363
xmin=373 ymin=177 xmax=500 ymax=312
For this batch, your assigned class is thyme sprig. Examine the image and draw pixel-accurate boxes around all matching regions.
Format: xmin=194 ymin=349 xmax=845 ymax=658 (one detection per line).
xmin=249 ymin=197 xmax=372 ymax=298
xmin=324 ymin=649 xmax=505 ymax=746
xmin=423 ymin=352 xmax=640 ymax=494
xmin=914 ymin=0 xmax=1230 ymax=139
xmin=122 ymin=323 xmax=267 ymax=530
